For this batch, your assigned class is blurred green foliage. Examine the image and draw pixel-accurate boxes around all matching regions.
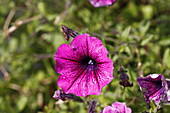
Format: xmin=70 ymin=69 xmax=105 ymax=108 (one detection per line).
xmin=0 ymin=0 xmax=170 ymax=113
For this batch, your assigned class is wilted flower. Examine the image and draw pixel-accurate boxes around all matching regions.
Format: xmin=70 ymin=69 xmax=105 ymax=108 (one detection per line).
xmin=53 ymin=89 xmax=84 ymax=102
xmin=89 ymin=0 xmax=116 ymax=7
xmin=61 ymin=25 xmax=80 ymax=41
xmin=119 ymin=67 xmax=133 ymax=87
xmin=53 ymin=89 xmax=73 ymax=101
xmin=102 ymin=102 xmax=132 ymax=113
xmin=137 ymin=74 xmax=168 ymax=105
xmin=54 ymin=34 xmax=113 ymax=97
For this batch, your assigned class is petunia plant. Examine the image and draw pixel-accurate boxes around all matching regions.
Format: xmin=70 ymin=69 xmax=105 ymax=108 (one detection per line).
xmin=52 ymin=20 xmax=170 ymax=112
xmin=1 ymin=0 xmax=170 ymax=113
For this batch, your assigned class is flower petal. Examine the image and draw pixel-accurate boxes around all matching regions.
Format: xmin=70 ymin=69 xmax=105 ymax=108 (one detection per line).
xmin=89 ymin=0 xmax=116 ymax=7
xmin=103 ymin=106 xmax=115 ymax=113
xmin=94 ymin=68 xmax=113 ymax=89
xmin=112 ymin=102 xmax=131 ymax=113
xmin=137 ymin=74 xmax=168 ymax=104
xmin=58 ymin=65 xmax=113 ymax=96
xmin=102 ymin=102 xmax=131 ymax=113
xmin=54 ymin=44 xmax=81 ymax=74
xmin=71 ymin=34 xmax=108 ymax=59
xmin=57 ymin=64 xmax=113 ymax=96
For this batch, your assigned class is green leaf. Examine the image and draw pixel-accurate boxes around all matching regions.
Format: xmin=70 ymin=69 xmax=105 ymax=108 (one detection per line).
xmin=141 ymin=5 xmax=154 ymax=19
xmin=125 ymin=46 xmax=131 ymax=55
xmin=149 ymin=100 xmax=157 ymax=113
xmin=17 ymin=96 xmax=28 ymax=112
xmin=158 ymin=38 xmax=170 ymax=46
xmin=141 ymin=35 xmax=153 ymax=46
xmin=38 ymin=2 xmax=46 ymax=14
xmin=9 ymin=38 xmax=18 ymax=52
xmin=139 ymin=21 xmax=150 ymax=35
xmin=78 ymin=8 xmax=91 ymax=24
xmin=121 ymin=26 xmax=131 ymax=40
xmin=118 ymin=45 xmax=126 ymax=53
xmin=36 ymin=24 xmax=55 ymax=32
xmin=163 ymin=48 xmax=170 ymax=68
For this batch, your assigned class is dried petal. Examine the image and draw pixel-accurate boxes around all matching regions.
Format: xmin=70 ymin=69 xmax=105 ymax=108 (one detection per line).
xmin=61 ymin=25 xmax=79 ymax=41
xmin=53 ymin=89 xmax=74 ymax=101
xmin=119 ymin=67 xmax=133 ymax=87
xmin=88 ymin=99 xmax=97 ymax=113
xmin=53 ymin=89 xmax=84 ymax=102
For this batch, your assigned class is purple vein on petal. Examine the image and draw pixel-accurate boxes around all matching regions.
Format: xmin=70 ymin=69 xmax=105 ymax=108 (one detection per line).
xmin=139 ymin=79 xmax=163 ymax=100
xmin=77 ymin=43 xmax=86 ymax=57
xmin=148 ymin=88 xmax=162 ymax=99
xmin=96 ymin=68 xmax=109 ymax=84
xmin=97 ymin=62 xmax=110 ymax=64
xmin=93 ymin=69 xmax=100 ymax=91
xmin=86 ymin=35 xmax=90 ymax=56
xmin=77 ymin=69 xmax=89 ymax=93
xmin=142 ymin=80 xmax=162 ymax=98
xmin=66 ymin=66 xmax=88 ymax=91
xmin=57 ymin=57 xmax=80 ymax=62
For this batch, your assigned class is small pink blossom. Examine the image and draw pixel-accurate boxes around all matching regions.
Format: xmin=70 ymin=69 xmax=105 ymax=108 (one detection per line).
xmin=102 ymin=102 xmax=132 ymax=113
xmin=89 ymin=0 xmax=116 ymax=7
xmin=54 ymin=34 xmax=113 ymax=97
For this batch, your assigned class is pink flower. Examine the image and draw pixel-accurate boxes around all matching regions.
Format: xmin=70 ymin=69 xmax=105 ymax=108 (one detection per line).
xmin=89 ymin=0 xmax=116 ymax=7
xmin=102 ymin=102 xmax=132 ymax=113
xmin=54 ymin=34 xmax=113 ymax=97
xmin=137 ymin=74 xmax=168 ymax=105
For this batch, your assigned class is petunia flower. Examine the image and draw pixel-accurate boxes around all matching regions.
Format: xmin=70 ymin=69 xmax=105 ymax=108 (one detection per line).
xmin=54 ymin=34 xmax=113 ymax=97
xmin=88 ymin=0 xmax=116 ymax=7
xmin=102 ymin=102 xmax=132 ymax=113
xmin=137 ymin=74 xmax=168 ymax=105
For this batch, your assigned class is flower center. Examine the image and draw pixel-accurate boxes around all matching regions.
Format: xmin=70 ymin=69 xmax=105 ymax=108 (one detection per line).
xmin=80 ymin=56 xmax=97 ymax=69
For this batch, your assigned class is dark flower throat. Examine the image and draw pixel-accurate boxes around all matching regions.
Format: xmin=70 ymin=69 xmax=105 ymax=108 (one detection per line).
xmin=80 ymin=56 xmax=97 ymax=69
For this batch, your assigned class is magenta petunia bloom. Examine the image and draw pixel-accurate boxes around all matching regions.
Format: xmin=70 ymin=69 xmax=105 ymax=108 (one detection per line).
xmin=102 ymin=102 xmax=132 ymax=113
xmin=54 ymin=34 xmax=113 ymax=97
xmin=89 ymin=0 xmax=116 ymax=7
xmin=137 ymin=74 xmax=168 ymax=105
